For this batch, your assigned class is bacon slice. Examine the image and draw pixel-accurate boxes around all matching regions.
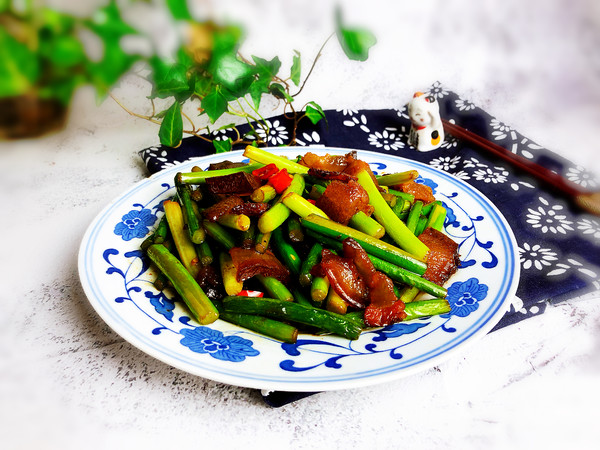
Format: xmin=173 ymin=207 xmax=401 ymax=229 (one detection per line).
xmin=394 ymin=181 xmax=436 ymax=204
xmin=312 ymin=239 xmax=408 ymax=326
xmin=343 ymin=239 xmax=406 ymax=326
xmin=418 ymin=228 xmax=460 ymax=286
xmin=343 ymin=158 xmax=379 ymax=186
xmin=312 ymin=249 xmax=368 ymax=308
xmin=196 ymin=264 xmax=224 ymax=301
xmin=315 ymin=180 xmax=373 ymax=225
xmin=364 ymin=298 xmax=407 ymax=327
xmin=207 ymin=161 xmax=248 ymax=171
xmin=298 ymin=152 xmax=357 ymax=172
xmin=341 ymin=238 xmax=374 ymax=278
xmin=229 ymin=247 xmax=290 ymax=283
xmin=205 ymin=172 xmax=261 ymax=196
xmin=308 ymin=168 xmax=357 ymax=183
xmin=231 ymin=202 xmax=270 ymax=216
xmin=203 ymin=196 xmax=244 ymax=222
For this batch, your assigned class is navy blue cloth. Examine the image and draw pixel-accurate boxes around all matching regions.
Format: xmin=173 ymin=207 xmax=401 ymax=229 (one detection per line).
xmin=139 ymin=82 xmax=600 ymax=405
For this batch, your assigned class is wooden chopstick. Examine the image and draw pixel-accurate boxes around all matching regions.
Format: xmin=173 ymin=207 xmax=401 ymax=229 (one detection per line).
xmin=441 ymin=119 xmax=585 ymax=197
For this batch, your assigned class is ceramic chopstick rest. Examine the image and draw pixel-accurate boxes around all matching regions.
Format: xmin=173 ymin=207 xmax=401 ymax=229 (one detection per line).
xmin=407 ymin=92 xmax=444 ymax=151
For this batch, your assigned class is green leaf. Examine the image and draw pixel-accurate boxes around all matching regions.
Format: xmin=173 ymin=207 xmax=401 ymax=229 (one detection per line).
xmin=153 ymin=63 xmax=190 ymax=99
xmin=154 ymin=108 xmax=170 ymax=119
xmin=0 ymin=28 xmax=39 ymax=97
xmin=248 ymin=77 xmax=270 ymax=109
xmin=176 ymin=46 xmax=193 ymax=67
xmin=158 ymin=101 xmax=183 ymax=147
xmin=39 ymin=35 xmax=86 ymax=69
xmin=165 ymin=0 xmax=192 ymax=20
xmin=86 ymin=0 xmax=138 ymax=41
xmin=269 ymin=83 xmax=293 ymax=103
xmin=251 ymin=55 xmax=281 ymax=78
xmin=84 ymin=0 xmax=140 ymax=97
xmin=246 ymin=55 xmax=281 ymax=109
xmin=212 ymin=25 xmax=243 ymax=56
xmin=201 ymin=86 xmax=228 ymax=123
xmin=210 ymin=53 xmax=254 ymax=97
xmin=88 ymin=45 xmax=139 ymax=99
xmin=148 ymin=56 xmax=171 ymax=84
xmin=192 ymin=74 xmax=214 ymax=98
xmin=39 ymin=8 xmax=76 ymax=35
xmin=335 ymin=9 xmax=377 ymax=61
xmin=305 ymin=101 xmax=326 ymax=125
xmin=208 ymin=25 xmax=254 ymax=98
xmin=213 ymin=137 xmax=232 ymax=153
xmin=290 ymin=50 xmax=301 ymax=86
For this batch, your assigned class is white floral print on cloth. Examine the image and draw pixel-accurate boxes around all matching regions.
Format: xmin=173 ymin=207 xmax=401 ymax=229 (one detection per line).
xmin=567 ymin=165 xmax=599 ymax=189
xmin=367 ymin=128 xmax=405 ymax=151
xmin=254 ymin=119 xmax=289 ymax=146
xmin=526 ymin=197 xmax=575 ymax=234
xmin=577 ymin=217 xmax=600 ymax=240
xmin=455 ymin=97 xmax=476 ymax=111
xmin=296 ymin=130 xmax=323 ymax=147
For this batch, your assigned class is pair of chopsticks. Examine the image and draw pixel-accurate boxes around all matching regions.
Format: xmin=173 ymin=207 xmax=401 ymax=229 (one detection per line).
xmin=442 ymin=119 xmax=600 ymax=216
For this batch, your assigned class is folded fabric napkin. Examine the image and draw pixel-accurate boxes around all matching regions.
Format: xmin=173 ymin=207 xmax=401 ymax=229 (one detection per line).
xmin=139 ymin=81 xmax=600 ymax=407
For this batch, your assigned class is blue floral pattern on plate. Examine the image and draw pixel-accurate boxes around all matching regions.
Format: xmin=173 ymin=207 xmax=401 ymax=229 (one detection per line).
xmin=180 ymin=327 xmax=259 ymax=362
xmin=445 ymin=278 xmax=489 ymax=318
xmin=78 ymin=148 xmax=519 ymax=392
xmin=114 ymin=208 xmax=157 ymax=241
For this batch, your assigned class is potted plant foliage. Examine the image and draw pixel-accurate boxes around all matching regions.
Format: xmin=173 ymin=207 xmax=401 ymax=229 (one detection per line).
xmin=0 ymin=0 xmax=375 ymax=147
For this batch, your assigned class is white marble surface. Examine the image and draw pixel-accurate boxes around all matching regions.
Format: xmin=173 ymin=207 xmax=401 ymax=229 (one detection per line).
xmin=1 ymin=1 xmax=600 ymax=449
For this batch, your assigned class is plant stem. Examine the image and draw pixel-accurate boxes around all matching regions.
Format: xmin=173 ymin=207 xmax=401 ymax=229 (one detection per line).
xmin=222 ymin=296 xmax=362 ymax=340
xmin=300 ymin=214 xmax=427 ymax=275
xmin=355 ymin=170 xmax=430 ymax=261
xmin=163 ymin=200 xmax=199 ymax=278
xmin=292 ymin=32 xmax=335 ymax=98
xmin=110 ymin=94 xmax=214 ymax=144
xmin=147 ymin=244 xmax=218 ymax=325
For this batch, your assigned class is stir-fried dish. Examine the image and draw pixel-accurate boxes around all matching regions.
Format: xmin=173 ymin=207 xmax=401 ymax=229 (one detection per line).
xmin=141 ymin=146 xmax=460 ymax=343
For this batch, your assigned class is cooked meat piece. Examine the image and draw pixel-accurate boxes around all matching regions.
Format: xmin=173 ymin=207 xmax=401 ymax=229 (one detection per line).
xmin=196 ymin=264 xmax=225 ymax=301
xmin=342 ymin=238 xmax=376 ymax=281
xmin=315 ymin=180 xmax=373 ymax=225
xmin=363 ymin=298 xmax=407 ymax=327
xmin=394 ymin=181 xmax=436 ymax=204
xmin=312 ymin=249 xmax=368 ymax=308
xmin=342 ymin=238 xmax=406 ymax=327
xmin=307 ymin=168 xmax=357 ymax=183
xmin=312 ymin=239 xmax=408 ymax=324
xmin=203 ymin=196 xmax=244 ymax=222
xmin=205 ymin=172 xmax=261 ymax=196
xmin=418 ymin=228 xmax=460 ymax=286
xmin=231 ymin=202 xmax=270 ymax=216
xmin=298 ymin=152 xmax=357 ymax=172
xmin=229 ymin=247 xmax=290 ymax=283
xmin=367 ymin=272 xmax=401 ymax=309
xmin=343 ymin=158 xmax=379 ymax=186
xmin=207 ymin=161 xmax=249 ymax=171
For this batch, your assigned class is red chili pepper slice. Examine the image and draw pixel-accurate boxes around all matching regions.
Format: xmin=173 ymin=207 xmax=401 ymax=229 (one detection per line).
xmin=268 ymin=168 xmax=293 ymax=193
xmin=238 ymin=290 xmax=264 ymax=298
xmin=252 ymin=163 xmax=279 ymax=180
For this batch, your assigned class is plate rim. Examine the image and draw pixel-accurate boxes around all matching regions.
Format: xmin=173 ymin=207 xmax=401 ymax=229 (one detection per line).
xmin=78 ymin=146 xmax=520 ymax=392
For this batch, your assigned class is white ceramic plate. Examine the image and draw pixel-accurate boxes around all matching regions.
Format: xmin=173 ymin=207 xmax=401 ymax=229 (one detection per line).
xmin=78 ymin=147 xmax=520 ymax=392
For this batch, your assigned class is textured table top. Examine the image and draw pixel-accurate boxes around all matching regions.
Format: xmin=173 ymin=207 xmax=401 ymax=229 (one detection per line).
xmin=1 ymin=1 xmax=599 ymax=449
